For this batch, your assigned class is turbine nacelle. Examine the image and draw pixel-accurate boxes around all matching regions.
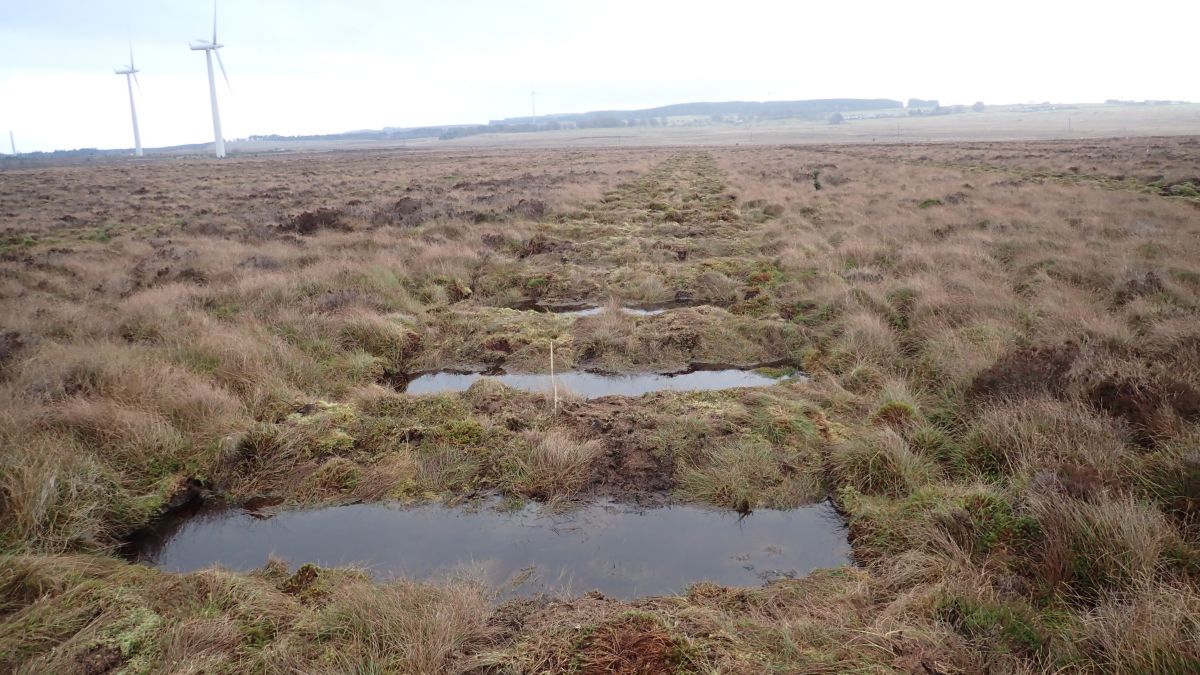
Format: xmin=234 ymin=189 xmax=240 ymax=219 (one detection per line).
xmin=116 ymin=43 xmax=140 ymax=87
xmin=189 ymin=41 xmax=223 ymax=51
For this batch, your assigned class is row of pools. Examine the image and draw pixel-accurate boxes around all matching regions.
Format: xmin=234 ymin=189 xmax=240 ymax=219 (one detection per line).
xmin=130 ymin=499 xmax=850 ymax=599
xmin=129 ymin=352 xmax=845 ymax=598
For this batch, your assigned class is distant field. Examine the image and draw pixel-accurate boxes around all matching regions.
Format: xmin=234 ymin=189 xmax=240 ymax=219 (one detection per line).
xmin=226 ymin=103 xmax=1200 ymax=154
xmin=2 ymin=137 xmax=1199 ymax=672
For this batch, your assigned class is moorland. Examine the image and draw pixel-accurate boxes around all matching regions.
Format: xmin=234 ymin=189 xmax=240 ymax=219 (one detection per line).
xmin=2 ymin=135 xmax=1199 ymax=673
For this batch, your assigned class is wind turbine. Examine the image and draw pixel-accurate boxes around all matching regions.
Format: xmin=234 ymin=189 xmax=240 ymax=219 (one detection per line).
xmin=115 ymin=43 xmax=143 ymax=157
xmin=7 ymin=131 xmax=15 ymax=156
xmin=189 ymin=1 xmax=230 ymax=158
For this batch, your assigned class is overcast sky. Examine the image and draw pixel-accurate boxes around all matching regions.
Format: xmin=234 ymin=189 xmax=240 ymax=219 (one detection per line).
xmin=1 ymin=0 xmax=1197 ymax=153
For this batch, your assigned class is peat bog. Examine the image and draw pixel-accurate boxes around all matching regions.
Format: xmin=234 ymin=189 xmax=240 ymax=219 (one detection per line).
xmin=3 ymin=139 xmax=1200 ymax=672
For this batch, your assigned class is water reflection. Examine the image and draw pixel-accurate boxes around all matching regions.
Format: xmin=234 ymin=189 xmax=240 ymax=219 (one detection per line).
xmin=131 ymin=500 xmax=850 ymax=599
xmin=404 ymin=368 xmax=789 ymax=397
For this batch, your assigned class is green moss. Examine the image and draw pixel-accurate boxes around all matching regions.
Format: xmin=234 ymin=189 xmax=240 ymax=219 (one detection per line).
xmin=95 ymin=603 xmax=163 ymax=671
xmin=290 ymin=402 xmax=356 ymax=427
xmin=430 ymin=418 xmax=487 ymax=445
xmin=523 ymin=275 xmax=551 ymax=298
xmin=314 ymin=429 xmax=355 ymax=456
xmin=918 ymin=198 xmax=943 ymax=209
xmin=731 ymin=293 xmax=774 ymax=317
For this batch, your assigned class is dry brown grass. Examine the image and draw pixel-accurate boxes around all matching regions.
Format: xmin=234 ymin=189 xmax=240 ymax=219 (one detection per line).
xmin=283 ymin=579 xmax=493 ymax=674
xmin=509 ymin=428 xmax=604 ymax=502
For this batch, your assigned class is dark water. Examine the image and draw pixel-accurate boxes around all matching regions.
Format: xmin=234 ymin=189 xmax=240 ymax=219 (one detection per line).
xmin=404 ymin=368 xmax=788 ymax=397
xmin=131 ymin=500 xmax=849 ymax=598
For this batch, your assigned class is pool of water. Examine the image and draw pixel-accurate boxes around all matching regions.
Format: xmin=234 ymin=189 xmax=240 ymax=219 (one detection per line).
xmin=513 ymin=301 xmax=706 ymax=318
xmin=403 ymin=368 xmax=789 ymax=397
xmin=557 ymin=306 xmax=667 ymax=317
xmin=131 ymin=500 xmax=850 ymax=598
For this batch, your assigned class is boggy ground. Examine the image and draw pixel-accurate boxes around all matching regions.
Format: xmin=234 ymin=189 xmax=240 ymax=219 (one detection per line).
xmin=2 ymin=139 xmax=1200 ymax=673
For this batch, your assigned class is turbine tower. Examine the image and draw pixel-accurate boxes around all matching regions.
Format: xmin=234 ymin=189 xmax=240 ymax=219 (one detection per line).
xmin=115 ymin=44 xmax=143 ymax=157
xmin=8 ymin=131 xmax=14 ymax=156
xmin=190 ymin=1 xmax=229 ymax=158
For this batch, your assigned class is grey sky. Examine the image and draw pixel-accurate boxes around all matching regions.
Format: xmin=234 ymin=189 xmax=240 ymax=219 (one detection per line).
xmin=2 ymin=0 xmax=1197 ymax=152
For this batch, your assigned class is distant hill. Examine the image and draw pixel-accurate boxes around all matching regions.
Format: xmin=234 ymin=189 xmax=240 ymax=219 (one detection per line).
xmin=491 ymin=98 xmax=902 ymax=125
xmin=250 ymin=98 xmax=904 ymax=143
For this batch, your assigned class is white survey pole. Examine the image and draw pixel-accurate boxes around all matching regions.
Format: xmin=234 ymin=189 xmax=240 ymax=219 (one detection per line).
xmin=205 ymin=50 xmax=225 ymax=158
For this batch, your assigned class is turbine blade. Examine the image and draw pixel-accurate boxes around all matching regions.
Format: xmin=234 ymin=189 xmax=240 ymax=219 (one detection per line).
xmin=215 ymin=49 xmax=230 ymax=90
xmin=129 ymin=40 xmax=135 ymax=70
xmin=133 ymin=72 xmax=141 ymax=91
xmin=212 ymin=0 xmax=218 ymax=45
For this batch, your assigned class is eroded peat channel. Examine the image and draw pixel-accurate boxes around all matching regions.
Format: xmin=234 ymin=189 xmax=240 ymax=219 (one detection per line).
xmin=131 ymin=500 xmax=850 ymax=599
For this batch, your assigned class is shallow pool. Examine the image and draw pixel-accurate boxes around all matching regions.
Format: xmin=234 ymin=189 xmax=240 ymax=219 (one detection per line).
xmin=403 ymin=368 xmax=790 ymax=397
xmin=131 ymin=499 xmax=850 ymax=599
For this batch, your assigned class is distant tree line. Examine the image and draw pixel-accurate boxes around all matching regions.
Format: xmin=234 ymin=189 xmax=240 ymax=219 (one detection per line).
xmin=491 ymin=99 xmax=902 ymax=127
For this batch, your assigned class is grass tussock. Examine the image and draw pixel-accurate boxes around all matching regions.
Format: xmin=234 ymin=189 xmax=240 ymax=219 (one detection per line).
xmin=507 ymin=428 xmax=603 ymax=502
xmin=278 ymin=579 xmax=492 ymax=674
xmin=831 ymin=429 xmax=938 ymax=497
xmin=676 ymin=434 xmax=823 ymax=510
